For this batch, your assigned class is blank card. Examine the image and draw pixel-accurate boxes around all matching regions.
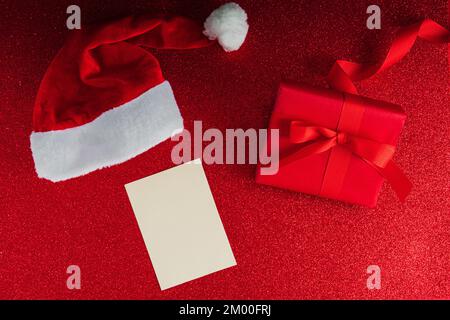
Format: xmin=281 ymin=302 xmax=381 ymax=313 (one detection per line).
xmin=125 ymin=160 xmax=236 ymax=290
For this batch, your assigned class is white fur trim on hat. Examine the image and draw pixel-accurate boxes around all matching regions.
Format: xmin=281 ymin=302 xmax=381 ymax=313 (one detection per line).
xmin=30 ymin=81 xmax=183 ymax=182
xmin=203 ymin=2 xmax=249 ymax=52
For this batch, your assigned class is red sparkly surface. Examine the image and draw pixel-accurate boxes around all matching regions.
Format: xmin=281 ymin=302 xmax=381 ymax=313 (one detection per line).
xmin=0 ymin=0 xmax=449 ymax=299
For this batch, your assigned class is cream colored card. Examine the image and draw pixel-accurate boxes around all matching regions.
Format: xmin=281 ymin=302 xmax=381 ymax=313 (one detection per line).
xmin=125 ymin=159 xmax=236 ymax=290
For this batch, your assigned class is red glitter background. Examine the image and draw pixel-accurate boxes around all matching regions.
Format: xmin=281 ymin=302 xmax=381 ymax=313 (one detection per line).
xmin=0 ymin=0 xmax=449 ymax=299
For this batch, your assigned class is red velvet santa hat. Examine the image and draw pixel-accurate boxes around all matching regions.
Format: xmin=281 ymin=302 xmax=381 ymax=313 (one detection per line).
xmin=30 ymin=2 xmax=248 ymax=182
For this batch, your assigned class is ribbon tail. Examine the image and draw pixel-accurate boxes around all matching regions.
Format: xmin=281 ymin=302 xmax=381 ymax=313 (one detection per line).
xmin=327 ymin=62 xmax=359 ymax=94
xmin=378 ymin=160 xmax=412 ymax=202
xmin=326 ymin=19 xmax=450 ymax=94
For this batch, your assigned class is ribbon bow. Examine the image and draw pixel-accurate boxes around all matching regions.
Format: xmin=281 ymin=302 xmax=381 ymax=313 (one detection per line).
xmin=280 ymin=121 xmax=411 ymax=201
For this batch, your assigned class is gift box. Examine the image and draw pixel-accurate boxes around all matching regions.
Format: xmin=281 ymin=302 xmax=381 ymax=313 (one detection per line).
xmin=256 ymin=82 xmax=410 ymax=207
xmin=256 ymin=18 xmax=450 ymax=207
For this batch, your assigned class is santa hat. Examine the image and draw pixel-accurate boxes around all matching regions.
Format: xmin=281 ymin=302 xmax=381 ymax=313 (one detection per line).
xmin=30 ymin=2 xmax=248 ymax=182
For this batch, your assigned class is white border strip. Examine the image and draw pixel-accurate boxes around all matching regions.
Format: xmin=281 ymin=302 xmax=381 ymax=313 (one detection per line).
xmin=30 ymin=81 xmax=183 ymax=182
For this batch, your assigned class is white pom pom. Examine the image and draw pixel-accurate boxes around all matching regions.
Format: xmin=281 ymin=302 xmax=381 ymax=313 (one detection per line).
xmin=203 ymin=2 xmax=249 ymax=52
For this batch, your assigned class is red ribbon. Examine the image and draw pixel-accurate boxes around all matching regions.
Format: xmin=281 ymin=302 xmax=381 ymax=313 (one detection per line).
xmin=280 ymin=121 xmax=411 ymax=201
xmin=327 ymin=19 xmax=450 ymax=94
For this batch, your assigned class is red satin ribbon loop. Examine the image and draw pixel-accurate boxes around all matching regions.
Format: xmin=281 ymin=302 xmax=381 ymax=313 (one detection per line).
xmin=290 ymin=123 xmax=336 ymax=143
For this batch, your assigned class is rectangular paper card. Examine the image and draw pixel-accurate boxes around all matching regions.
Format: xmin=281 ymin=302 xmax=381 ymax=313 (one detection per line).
xmin=125 ymin=159 xmax=236 ymax=290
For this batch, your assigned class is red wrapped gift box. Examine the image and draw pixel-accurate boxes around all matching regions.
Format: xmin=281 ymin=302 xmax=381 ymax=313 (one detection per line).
xmin=256 ymin=82 xmax=409 ymax=207
xmin=256 ymin=19 xmax=449 ymax=207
